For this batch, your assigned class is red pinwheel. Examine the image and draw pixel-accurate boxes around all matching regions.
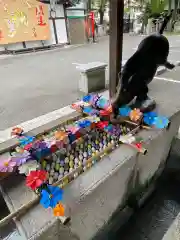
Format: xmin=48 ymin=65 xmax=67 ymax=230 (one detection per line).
xmin=96 ymin=121 xmax=109 ymax=129
xmin=11 ymin=127 xmax=24 ymax=136
xmin=100 ymin=110 xmax=111 ymax=116
xmin=26 ymin=170 xmax=48 ymax=190
xmin=135 ymin=142 xmax=142 ymax=149
xmin=24 ymin=143 xmax=33 ymax=151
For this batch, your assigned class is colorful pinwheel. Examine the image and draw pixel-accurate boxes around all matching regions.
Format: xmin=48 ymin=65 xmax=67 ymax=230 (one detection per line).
xmin=143 ymin=112 xmax=157 ymax=126
xmin=119 ymin=106 xmax=131 ymax=117
xmin=26 ymin=170 xmax=47 ymax=190
xmin=96 ymin=121 xmax=109 ymax=129
xmin=83 ymin=106 xmax=98 ymax=115
xmin=77 ymin=119 xmax=91 ymax=128
xmin=0 ymin=158 xmax=17 ymax=172
xmin=153 ymin=116 xmax=169 ymax=129
xmin=90 ymin=94 xmax=100 ymax=108
xmin=104 ymin=124 xmax=113 ymax=133
xmin=40 ymin=185 xmax=63 ymax=209
xmin=10 ymin=151 xmax=31 ymax=166
xmin=96 ymin=96 xmax=110 ymax=110
xmin=99 ymin=109 xmax=111 ymax=116
xmin=11 ymin=127 xmax=24 ymax=136
xmin=129 ymin=108 xmax=143 ymax=122
xmin=53 ymin=203 xmax=65 ymax=217
xmin=82 ymin=95 xmax=92 ymax=103
xmin=18 ymin=160 xmax=39 ymax=176
xmin=19 ymin=136 xmax=35 ymax=147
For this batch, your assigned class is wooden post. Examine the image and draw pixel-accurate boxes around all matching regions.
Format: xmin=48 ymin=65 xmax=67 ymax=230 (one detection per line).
xmin=109 ymin=0 xmax=124 ymax=99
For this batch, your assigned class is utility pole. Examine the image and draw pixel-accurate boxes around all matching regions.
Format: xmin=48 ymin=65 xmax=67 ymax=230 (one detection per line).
xmin=109 ymin=0 xmax=124 ymax=98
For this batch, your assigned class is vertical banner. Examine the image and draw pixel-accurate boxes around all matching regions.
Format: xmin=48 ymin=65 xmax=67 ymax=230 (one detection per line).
xmin=0 ymin=0 xmax=50 ymax=44
xmin=90 ymin=11 xmax=95 ymax=37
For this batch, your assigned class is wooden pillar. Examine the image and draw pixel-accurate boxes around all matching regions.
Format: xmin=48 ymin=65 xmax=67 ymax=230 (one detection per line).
xmin=109 ymin=0 xmax=124 ymax=99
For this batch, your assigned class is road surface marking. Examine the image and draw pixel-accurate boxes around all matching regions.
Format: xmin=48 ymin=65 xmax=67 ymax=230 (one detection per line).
xmin=155 ymin=76 xmax=180 ymax=83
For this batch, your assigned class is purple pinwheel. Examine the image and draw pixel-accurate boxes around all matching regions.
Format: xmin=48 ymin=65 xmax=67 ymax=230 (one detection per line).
xmin=32 ymin=141 xmax=48 ymax=150
xmin=0 ymin=158 xmax=16 ymax=172
xmin=112 ymin=126 xmax=121 ymax=135
xmin=143 ymin=112 xmax=157 ymax=126
xmin=11 ymin=151 xmax=31 ymax=167
xmin=40 ymin=185 xmax=64 ymax=209
xmin=90 ymin=94 xmax=101 ymax=108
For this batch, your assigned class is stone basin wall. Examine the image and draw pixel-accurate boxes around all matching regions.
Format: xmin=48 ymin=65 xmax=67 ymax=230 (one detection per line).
xmin=1 ymin=77 xmax=180 ymax=239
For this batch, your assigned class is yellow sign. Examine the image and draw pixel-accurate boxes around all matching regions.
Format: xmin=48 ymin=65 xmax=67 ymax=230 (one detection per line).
xmin=0 ymin=0 xmax=50 ymax=44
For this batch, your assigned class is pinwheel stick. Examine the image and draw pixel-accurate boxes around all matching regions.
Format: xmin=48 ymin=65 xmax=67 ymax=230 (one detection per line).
xmin=141 ymin=121 xmax=171 ymax=130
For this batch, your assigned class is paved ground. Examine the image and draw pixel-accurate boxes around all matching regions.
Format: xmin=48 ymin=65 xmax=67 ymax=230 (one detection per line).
xmin=1 ymin=34 xmax=180 ymax=130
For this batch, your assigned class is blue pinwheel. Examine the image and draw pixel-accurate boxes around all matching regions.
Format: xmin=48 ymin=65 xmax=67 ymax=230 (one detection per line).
xmin=78 ymin=119 xmax=91 ymax=128
xmin=153 ymin=116 xmax=169 ymax=129
xmin=83 ymin=106 xmax=98 ymax=116
xmin=96 ymin=97 xmax=109 ymax=110
xmin=119 ymin=106 xmax=131 ymax=117
xmin=82 ymin=95 xmax=92 ymax=103
xmin=83 ymin=106 xmax=94 ymax=114
xmin=143 ymin=112 xmax=157 ymax=126
xmin=104 ymin=124 xmax=113 ymax=133
xmin=19 ymin=136 xmax=35 ymax=147
xmin=40 ymin=185 xmax=63 ymax=209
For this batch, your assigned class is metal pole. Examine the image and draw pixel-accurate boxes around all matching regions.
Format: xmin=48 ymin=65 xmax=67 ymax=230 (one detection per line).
xmin=109 ymin=0 xmax=124 ymax=99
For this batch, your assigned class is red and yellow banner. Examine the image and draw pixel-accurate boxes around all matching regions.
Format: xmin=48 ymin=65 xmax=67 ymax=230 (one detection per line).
xmin=0 ymin=0 xmax=50 ymax=44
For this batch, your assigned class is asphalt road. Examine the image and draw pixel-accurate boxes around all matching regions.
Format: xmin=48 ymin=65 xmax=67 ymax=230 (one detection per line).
xmin=1 ymin=34 xmax=180 ymax=130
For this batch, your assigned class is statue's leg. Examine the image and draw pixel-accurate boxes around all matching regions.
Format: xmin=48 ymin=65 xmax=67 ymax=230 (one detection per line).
xmin=164 ymin=61 xmax=175 ymax=70
xmin=111 ymin=87 xmax=135 ymax=117
xmin=132 ymin=85 xmax=156 ymax=112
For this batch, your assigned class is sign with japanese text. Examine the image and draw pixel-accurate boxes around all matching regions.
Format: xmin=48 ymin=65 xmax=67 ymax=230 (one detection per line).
xmin=0 ymin=0 xmax=50 ymax=44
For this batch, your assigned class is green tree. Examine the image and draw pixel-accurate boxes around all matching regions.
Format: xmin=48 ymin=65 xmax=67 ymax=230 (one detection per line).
xmin=136 ymin=0 xmax=176 ymax=33
xmin=91 ymin=0 xmax=109 ymax=24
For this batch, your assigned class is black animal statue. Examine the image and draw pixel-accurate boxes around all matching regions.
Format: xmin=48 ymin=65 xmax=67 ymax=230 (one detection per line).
xmin=111 ymin=12 xmax=175 ymax=117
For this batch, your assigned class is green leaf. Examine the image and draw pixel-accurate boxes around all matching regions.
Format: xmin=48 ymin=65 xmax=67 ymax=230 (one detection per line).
xmin=150 ymin=0 xmax=166 ymax=14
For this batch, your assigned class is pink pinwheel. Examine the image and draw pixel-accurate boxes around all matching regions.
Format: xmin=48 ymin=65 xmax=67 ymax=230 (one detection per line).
xmin=0 ymin=158 xmax=16 ymax=172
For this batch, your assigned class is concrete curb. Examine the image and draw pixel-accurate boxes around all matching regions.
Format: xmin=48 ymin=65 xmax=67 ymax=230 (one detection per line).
xmin=0 ymin=44 xmax=85 ymax=60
